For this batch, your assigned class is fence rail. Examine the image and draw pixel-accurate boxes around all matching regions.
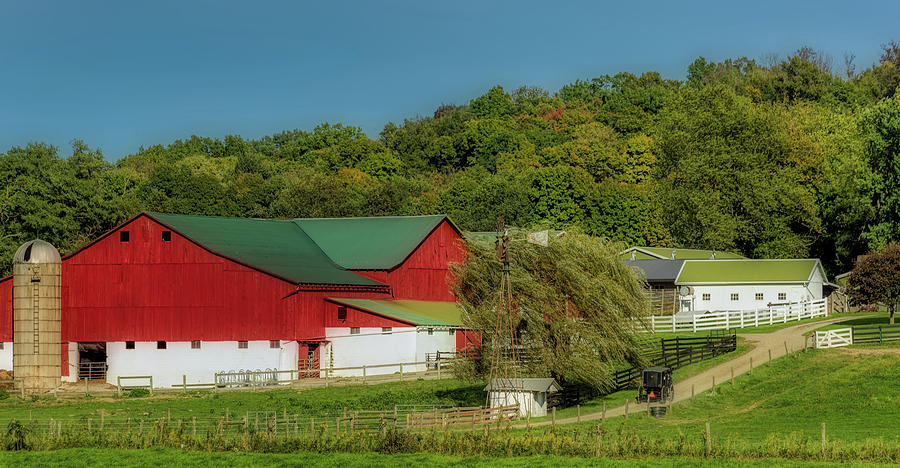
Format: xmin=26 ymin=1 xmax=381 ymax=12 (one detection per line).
xmin=851 ymin=324 xmax=900 ymax=344
xmin=646 ymin=298 xmax=828 ymax=333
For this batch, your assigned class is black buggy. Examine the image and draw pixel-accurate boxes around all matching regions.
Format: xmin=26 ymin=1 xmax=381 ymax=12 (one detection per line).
xmin=635 ymin=366 xmax=674 ymax=404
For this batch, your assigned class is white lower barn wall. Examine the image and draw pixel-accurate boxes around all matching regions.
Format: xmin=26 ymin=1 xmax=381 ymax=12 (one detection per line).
xmin=324 ymin=326 xmax=459 ymax=376
xmin=62 ymin=343 xmax=78 ymax=383
xmin=488 ymin=390 xmax=547 ymax=417
xmin=106 ymin=340 xmax=298 ymax=388
xmin=684 ymin=283 xmax=823 ymax=313
xmin=0 ymin=342 xmax=11 ymax=371
xmin=325 ymin=327 xmax=417 ymax=377
xmin=415 ymin=327 xmax=456 ymax=371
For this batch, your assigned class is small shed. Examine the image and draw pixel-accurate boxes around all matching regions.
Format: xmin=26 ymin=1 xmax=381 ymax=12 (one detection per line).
xmin=484 ymin=378 xmax=561 ymax=417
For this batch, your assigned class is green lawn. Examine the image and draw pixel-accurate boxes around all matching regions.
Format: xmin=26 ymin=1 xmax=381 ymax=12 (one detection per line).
xmin=529 ymin=346 xmax=900 ymax=443
xmin=807 ymin=311 xmax=892 ymax=334
xmin=0 ymin=378 xmax=483 ymax=424
xmin=0 ymin=448 xmax=892 ymax=467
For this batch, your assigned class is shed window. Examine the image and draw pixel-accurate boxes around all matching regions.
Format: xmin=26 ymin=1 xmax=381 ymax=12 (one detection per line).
xmin=238 ymin=341 xmax=248 ymax=349
xmin=157 ymin=341 xmax=166 ymax=349
xmin=191 ymin=340 xmax=201 ymax=349
xmin=382 ymin=327 xmax=392 ymax=334
xmin=702 ymin=293 xmax=710 ymax=301
xmin=349 ymin=327 xmax=360 ymax=335
xmin=730 ymin=293 xmax=739 ymax=301
xmin=427 ymin=328 xmax=434 ymax=335
xmin=337 ymin=307 xmax=347 ymax=321
xmin=778 ymin=292 xmax=787 ymax=301
xmin=125 ymin=341 xmax=135 ymax=350
xmin=270 ymin=340 xmax=280 ymax=348
xmin=755 ymin=293 xmax=764 ymax=301
xmin=120 ymin=231 xmax=130 ymax=242
xmin=162 ymin=231 xmax=172 ymax=242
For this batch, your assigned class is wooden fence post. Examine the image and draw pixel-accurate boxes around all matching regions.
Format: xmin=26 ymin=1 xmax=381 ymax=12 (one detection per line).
xmin=437 ymin=361 xmax=441 ymax=379
xmin=577 ymin=404 xmax=581 ymax=423
xmin=601 ymin=401 xmax=606 ymax=423
xmin=768 ymin=349 xmax=772 ymax=366
xmin=150 ymin=376 xmax=153 ymax=395
xmin=117 ymin=376 xmax=121 ymax=396
xmin=399 ymin=364 xmax=403 ymax=382
xmin=711 ymin=376 xmax=715 ymax=394
xmin=192 ymin=416 xmax=196 ymax=436
xmin=552 ymin=407 xmax=556 ymax=425
xmin=183 ymin=374 xmax=187 ymax=392
xmin=705 ymin=421 xmax=712 ymax=456
xmin=730 ymin=367 xmax=734 ymax=386
xmin=85 ymin=377 xmax=89 ymax=396
xmin=749 ymin=357 xmax=753 ymax=376
xmin=691 ymin=384 xmax=695 ymax=402
xmin=624 ymin=399 xmax=629 ymax=420
xmin=363 ymin=365 xmax=367 ymax=384
xmin=595 ymin=423 xmax=602 ymax=457
xmin=821 ymin=422 xmax=826 ymax=457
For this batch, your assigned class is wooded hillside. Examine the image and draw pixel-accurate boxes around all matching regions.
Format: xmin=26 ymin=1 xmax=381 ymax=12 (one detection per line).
xmin=3 ymin=44 xmax=900 ymax=275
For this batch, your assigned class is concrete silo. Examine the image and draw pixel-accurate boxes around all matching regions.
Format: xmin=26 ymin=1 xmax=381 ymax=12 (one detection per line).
xmin=12 ymin=239 xmax=61 ymax=392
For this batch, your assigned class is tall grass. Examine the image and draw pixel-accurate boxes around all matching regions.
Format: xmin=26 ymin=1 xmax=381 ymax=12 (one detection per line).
xmin=4 ymin=418 xmax=900 ymax=463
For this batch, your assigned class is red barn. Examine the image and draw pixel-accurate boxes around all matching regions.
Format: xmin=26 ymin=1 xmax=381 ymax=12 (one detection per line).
xmin=0 ymin=212 xmax=469 ymax=387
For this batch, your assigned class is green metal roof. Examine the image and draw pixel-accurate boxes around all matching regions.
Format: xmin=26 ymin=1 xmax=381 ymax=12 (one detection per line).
xmin=675 ymin=259 xmax=822 ymax=284
xmin=620 ymin=246 xmax=745 ymax=260
xmin=147 ymin=212 xmax=384 ymax=286
xmin=295 ymin=215 xmax=450 ymax=269
xmin=327 ymin=298 xmax=462 ymax=326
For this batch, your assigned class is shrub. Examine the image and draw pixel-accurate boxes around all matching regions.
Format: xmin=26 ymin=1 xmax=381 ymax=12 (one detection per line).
xmin=0 ymin=389 xmax=9 ymax=400
xmin=126 ymin=388 xmax=151 ymax=398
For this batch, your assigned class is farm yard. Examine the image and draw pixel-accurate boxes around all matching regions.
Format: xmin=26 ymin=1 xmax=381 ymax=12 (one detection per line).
xmin=1 ymin=314 xmax=899 ymax=465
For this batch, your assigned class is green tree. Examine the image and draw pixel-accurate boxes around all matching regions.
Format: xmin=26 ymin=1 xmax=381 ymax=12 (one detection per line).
xmin=847 ymin=244 xmax=900 ymax=324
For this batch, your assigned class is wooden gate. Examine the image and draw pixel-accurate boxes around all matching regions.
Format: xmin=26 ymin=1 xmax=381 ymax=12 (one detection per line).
xmin=815 ymin=328 xmax=853 ymax=349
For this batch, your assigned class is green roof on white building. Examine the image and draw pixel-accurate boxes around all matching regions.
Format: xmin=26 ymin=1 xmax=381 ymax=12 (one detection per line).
xmin=675 ymin=259 xmax=825 ymax=285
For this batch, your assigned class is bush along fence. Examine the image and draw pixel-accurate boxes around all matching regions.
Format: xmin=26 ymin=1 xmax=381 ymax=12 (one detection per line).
xmin=646 ymin=298 xmax=828 ymax=333
xmin=816 ymin=324 xmax=900 ymax=349
xmin=551 ymin=331 xmax=737 ymax=407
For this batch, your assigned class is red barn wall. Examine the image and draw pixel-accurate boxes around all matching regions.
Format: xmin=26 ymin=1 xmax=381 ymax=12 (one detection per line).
xmin=322 ymin=301 xmax=413 ymax=328
xmin=351 ymin=220 xmax=465 ymax=301
xmin=0 ymin=278 xmax=10 ymax=341
xmin=58 ymin=215 xmax=390 ymax=342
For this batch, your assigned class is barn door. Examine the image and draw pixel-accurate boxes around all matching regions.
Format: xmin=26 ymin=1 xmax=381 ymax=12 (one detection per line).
xmin=298 ymin=343 xmax=320 ymax=378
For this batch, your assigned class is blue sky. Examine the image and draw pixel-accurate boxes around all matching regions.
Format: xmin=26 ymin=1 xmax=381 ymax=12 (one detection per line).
xmin=1 ymin=0 xmax=898 ymax=161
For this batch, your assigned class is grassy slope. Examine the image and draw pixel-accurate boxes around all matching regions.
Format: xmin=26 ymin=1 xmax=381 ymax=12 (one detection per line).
xmin=808 ymin=312 xmax=891 ymax=334
xmin=532 ymin=347 xmax=900 ymax=443
xmin=0 ymin=379 xmax=484 ymax=422
xmin=0 ymin=448 xmax=891 ymax=468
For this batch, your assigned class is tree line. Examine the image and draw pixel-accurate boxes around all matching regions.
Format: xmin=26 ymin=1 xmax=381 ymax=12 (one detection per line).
xmin=2 ymin=44 xmax=900 ymax=276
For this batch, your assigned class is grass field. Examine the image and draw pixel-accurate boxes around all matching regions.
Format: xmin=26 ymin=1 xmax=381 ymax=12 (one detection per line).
xmin=0 ymin=378 xmax=484 ymax=423
xmin=808 ymin=312 xmax=891 ymax=334
xmin=0 ymin=448 xmax=894 ymax=467
xmin=532 ymin=346 xmax=900 ymax=443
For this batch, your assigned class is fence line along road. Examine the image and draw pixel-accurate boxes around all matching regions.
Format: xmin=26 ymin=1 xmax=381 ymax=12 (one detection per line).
xmin=646 ymin=298 xmax=828 ymax=333
xmin=816 ymin=323 xmax=900 ymax=348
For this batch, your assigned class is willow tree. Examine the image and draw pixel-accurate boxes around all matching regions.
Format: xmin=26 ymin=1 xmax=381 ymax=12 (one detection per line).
xmin=451 ymin=228 xmax=651 ymax=390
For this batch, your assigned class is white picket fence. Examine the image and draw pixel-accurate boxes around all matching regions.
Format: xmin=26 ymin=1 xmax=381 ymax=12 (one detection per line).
xmin=815 ymin=328 xmax=853 ymax=349
xmin=647 ymin=298 xmax=828 ymax=333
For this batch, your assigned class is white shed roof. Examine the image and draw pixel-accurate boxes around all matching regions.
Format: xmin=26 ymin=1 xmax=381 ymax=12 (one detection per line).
xmin=484 ymin=378 xmax=561 ymax=393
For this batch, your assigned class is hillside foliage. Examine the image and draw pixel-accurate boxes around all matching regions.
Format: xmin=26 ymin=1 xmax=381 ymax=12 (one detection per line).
xmin=3 ymin=44 xmax=900 ymax=275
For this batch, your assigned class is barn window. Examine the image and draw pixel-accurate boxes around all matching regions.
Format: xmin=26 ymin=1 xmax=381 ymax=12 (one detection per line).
xmin=382 ymin=327 xmax=392 ymax=334
xmin=269 ymin=340 xmax=280 ymax=348
xmin=755 ymin=293 xmax=764 ymax=301
xmin=120 ymin=231 xmax=130 ymax=242
xmin=162 ymin=231 xmax=172 ymax=242
xmin=449 ymin=329 xmax=455 ymax=335
xmin=702 ymin=293 xmax=710 ymax=301
xmin=238 ymin=341 xmax=248 ymax=349
xmin=0 ymin=342 xmax=4 ymax=350
xmin=349 ymin=327 xmax=360 ymax=335
xmin=191 ymin=340 xmax=201 ymax=349
xmin=337 ymin=307 xmax=347 ymax=321
xmin=778 ymin=292 xmax=787 ymax=301
xmin=125 ymin=341 xmax=135 ymax=349
xmin=730 ymin=293 xmax=739 ymax=301
xmin=157 ymin=341 xmax=166 ymax=349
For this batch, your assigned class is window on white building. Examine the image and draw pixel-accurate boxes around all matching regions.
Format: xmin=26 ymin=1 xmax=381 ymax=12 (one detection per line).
xmin=269 ymin=340 xmax=280 ymax=348
xmin=427 ymin=328 xmax=434 ymax=335
xmin=157 ymin=341 xmax=166 ymax=349
xmin=702 ymin=293 xmax=710 ymax=301
xmin=191 ymin=340 xmax=201 ymax=349
xmin=350 ymin=327 xmax=360 ymax=335
xmin=755 ymin=293 xmax=764 ymax=301
xmin=730 ymin=293 xmax=739 ymax=301
xmin=125 ymin=341 xmax=135 ymax=349
xmin=449 ymin=329 xmax=455 ymax=335
xmin=778 ymin=292 xmax=787 ymax=301
xmin=238 ymin=341 xmax=248 ymax=349
xmin=382 ymin=327 xmax=392 ymax=334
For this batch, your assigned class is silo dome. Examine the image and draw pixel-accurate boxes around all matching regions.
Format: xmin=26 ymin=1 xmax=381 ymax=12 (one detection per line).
xmin=13 ymin=239 xmax=61 ymax=264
